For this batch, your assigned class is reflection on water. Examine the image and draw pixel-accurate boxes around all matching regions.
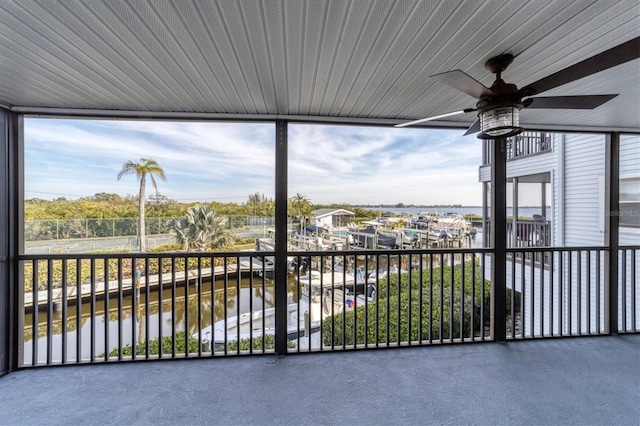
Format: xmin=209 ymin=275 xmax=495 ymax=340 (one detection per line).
xmin=23 ymin=276 xmax=298 ymax=364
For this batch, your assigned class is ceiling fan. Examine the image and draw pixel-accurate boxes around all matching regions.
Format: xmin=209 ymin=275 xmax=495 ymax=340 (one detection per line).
xmin=395 ymin=36 xmax=640 ymax=139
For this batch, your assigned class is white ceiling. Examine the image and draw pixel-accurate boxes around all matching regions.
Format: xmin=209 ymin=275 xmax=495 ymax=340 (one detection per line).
xmin=0 ymin=0 xmax=639 ymax=132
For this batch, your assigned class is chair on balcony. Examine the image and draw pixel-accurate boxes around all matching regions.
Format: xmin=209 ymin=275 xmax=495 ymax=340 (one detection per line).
xmin=531 ymin=214 xmax=547 ymax=246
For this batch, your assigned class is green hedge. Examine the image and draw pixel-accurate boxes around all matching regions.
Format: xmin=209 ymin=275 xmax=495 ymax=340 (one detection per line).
xmin=104 ymin=331 xmax=293 ymax=357
xmin=322 ymin=260 xmax=491 ymax=346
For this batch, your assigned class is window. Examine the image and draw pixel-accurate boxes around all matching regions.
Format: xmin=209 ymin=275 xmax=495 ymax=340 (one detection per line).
xmin=619 ymin=177 xmax=640 ymax=227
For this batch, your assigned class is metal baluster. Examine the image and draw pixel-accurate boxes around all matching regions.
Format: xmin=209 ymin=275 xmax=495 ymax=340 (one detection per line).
xmin=214 ymin=255 xmax=219 ymax=356
xmin=223 ymin=256 xmax=228 ymax=355
xmin=596 ymin=250 xmax=601 ymax=334
xmin=587 ymin=251 xmax=591 ymax=335
xmin=144 ymin=257 xmax=150 ymax=358
xmin=157 ymin=257 xmax=163 ymax=358
xmin=117 ymin=257 xmax=123 ymax=361
xmin=197 ymin=256 xmax=202 ymax=357
xmin=530 ymin=248 xmax=535 ymax=338
xmin=429 ymin=253 xmax=433 ymax=344
xmin=632 ymin=250 xmax=637 ymax=332
xmin=550 ymin=251 xmax=554 ymax=337
xmin=171 ymin=256 xmax=176 ymax=358
xmin=408 ymin=253 xmax=413 ymax=345
xmin=353 ymin=254 xmax=358 ymax=350
xmin=449 ymin=252 xmax=454 ymax=343
xmin=621 ymin=249 xmax=626 ymax=332
xmin=184 ymin=256 xmax=190 ymax=358
xmin=364 ymin=254 xmax=370 ymax=348
xmin=131 ymin=257 xmax=138 ymax=360
xmin=418 ymin=252 xmax=423 ymax=344
xmin=559 ymin=251 xmax=564 ymax=336
xmin=47 ymin=258 xmax=53 ymax=365
xmin=61 ymin=258 xmax=68 ymax=364
xmin=568 ymin=251 xmax=573 ymax=336
xmin=104 ymin=258 xmax=109 ymax=361
xmin=76 ymin=259 xmax=82 ymax=363
xmin=90 ymin=258 xmax=96 ymax=362
xmin=577 ymin=250 xmax=582 ymax=335
xmin=439 ymin=252 xmax=444 ymax=343
xmin=32 ymin=260 xmax=39 ymax=366
xmin=386 ymin=255 xmax=391 ymax=347
xmin=520 ymin=250 xmax=525 ymax=338
xmin=398 ymin=253 xmax=402 ymax=345
xmin=262 ymin=258 xmax=266 ymax=352
xmin=510 ymin=250 xmax=516 ymax=339
xmin=235 ymin=256 xmax=240 ymax=355
xmin=249 ymin=254 xmax=254 ymax=354
xmin=460 ymin=253 xmax=465 ymax=342
xmin=540 ymin=249 xmax=545 ymax=337
xmin=471 ymin=253 xmax=476 ymax=341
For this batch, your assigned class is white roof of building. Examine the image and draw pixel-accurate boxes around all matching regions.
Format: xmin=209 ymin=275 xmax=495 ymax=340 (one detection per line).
xmin=312 ymin=209 xmax=355 ymax=218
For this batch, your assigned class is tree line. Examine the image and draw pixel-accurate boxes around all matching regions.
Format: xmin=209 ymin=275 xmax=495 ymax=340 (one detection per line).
xmin=26 ymin=158 xmax=380 ymax=251
xmin=25 ymin=193 xmax=378 ymax=221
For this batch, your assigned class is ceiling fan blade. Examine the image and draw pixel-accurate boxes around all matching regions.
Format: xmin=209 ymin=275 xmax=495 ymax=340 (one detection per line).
xmin=431 ymin=70 xmax=494 ymax=99
xmin=524 ymin=94 xmax=618 ymax=109
xmin=394 ymin=109 xmax=475 ymax=128
xmin=520 ymin=36 xmax=640 ymax=96
xmin=463 ymin=118 xmax=480 ymax=136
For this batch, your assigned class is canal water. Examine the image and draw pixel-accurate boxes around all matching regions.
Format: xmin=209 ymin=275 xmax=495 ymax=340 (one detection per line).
xmin=23 ymin=275 xmax=301 ymax=364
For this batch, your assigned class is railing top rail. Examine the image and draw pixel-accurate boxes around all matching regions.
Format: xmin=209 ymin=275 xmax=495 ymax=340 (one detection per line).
xmin=18 ymin=250 xmax=259 ymax=260
xmin=19 ymin=245 xmax=638 ymax=261
xmin=508 ymin=246 xmax=609 ymax=252
xmin=286 ymin=248 xmax=494 ymax=256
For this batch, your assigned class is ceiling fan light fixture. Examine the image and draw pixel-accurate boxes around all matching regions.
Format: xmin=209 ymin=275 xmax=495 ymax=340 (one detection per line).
xmin=478 ymin=106 xmax=523 ymax=139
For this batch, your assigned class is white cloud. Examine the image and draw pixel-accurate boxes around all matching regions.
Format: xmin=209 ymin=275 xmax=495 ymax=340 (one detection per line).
xmin=24 ymin=118 xmax=483 ymax=205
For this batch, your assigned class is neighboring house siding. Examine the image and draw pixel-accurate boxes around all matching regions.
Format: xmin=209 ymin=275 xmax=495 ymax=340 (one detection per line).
xmin=619 ymin=134 xmax=640 ymax=245
xmin=562 ymin=133 xmax=606 ymax=247
xmin=505 ymin=151 xmax=556 ymax=178
xmin=553 ymin=134 xmax=607 ymax=334
xmin=477 ymin=150 xmax=555 ymax=182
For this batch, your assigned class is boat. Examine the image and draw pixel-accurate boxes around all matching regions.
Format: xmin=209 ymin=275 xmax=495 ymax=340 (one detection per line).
xmin=193 ymin=284 xmax=373 ymax=347
xmin=426 ymin=212 xmax=472 ymax=246
xmin=194 ymin=296 xmax=313 ymax=347
xmin=349 ymin=225 xmax=399 ymax=249
xmin=432 ymin=212 xmax=471 ymax=237
xmin=296 ymin=268 xmax=367 ymax=293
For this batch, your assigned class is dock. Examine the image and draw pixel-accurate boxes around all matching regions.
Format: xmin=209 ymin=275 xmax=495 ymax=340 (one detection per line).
xmin=24 ymin=255 xmax=274 ymax=310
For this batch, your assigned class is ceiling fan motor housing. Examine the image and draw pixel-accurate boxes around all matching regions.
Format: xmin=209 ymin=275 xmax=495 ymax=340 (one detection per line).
xmin=476 ymin=74 xmax=524 ymax=139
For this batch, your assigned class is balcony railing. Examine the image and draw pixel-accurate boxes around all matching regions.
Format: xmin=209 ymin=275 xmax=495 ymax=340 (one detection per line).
xmin=484 ymin=219 xmax=552 ymax=248
xmin=483 ymin=131 xmax=553 ymax=164
xmin=19 ymin=246 xmax=638 ymax=366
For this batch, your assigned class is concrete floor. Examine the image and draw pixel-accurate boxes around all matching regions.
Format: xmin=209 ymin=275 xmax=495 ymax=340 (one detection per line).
xmin=0 ymin=335 xmax=638 ymax=426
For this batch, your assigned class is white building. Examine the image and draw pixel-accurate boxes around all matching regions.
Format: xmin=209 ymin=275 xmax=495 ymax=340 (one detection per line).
xmin=479 ymin=132 xmax=639 ymax=247
xmin=309 ymin=209 xmax=355 ymax=229
xmin=479 ymin=132 xmax=640 ymax=336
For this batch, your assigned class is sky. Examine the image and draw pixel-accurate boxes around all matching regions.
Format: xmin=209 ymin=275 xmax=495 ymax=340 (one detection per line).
xmin=24 ymin=118 xmax=485 ymax=206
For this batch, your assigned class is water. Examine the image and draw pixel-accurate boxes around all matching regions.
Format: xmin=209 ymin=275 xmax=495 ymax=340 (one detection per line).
xmin=23 ymin=276 xmax=294 ymax=364
xmin=368 ymin=206 xmax=550 ymax=219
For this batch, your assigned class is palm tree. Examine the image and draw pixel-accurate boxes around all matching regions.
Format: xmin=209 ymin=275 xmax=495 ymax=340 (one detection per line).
xmin=168 ymin=204 xmax=234 ymax=251
xmin=289 ymin=193 xmax=312 ymax=233
xmin=117 ymin=158 xmax=166 ymax=252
